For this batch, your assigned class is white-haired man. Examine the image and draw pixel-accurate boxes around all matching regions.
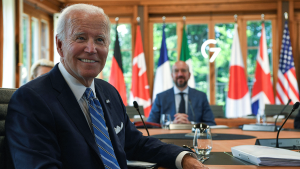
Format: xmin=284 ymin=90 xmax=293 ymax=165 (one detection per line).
xmin=6 ymin=4 xmax=207 ymax=169
xmin=30 ymin=59 xmax=54 ymax=80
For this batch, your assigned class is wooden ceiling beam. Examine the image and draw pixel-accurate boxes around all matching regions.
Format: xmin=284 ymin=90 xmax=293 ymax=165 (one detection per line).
xmin=24 ymin=0 xmax=63 ymax=13
xmin=139 ymin=0 xmax=277 ymax=5
xmin=148 ymin=2 xmax=277 ymax=14
xmin=64 ymin=1 xmax=140 ymax=6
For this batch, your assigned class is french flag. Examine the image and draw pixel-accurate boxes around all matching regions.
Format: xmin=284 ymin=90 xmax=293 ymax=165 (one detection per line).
xmin=152 ymin=24 xmax=173 ymax=102
xmin=251 ymin=23 xmax=275 ymax=116
xmin=226 ymin=24 xmax=252 ymax=118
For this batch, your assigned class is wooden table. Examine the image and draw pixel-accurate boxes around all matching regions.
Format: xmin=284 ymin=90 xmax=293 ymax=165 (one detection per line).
xmin=215 ymin=118 xmax=295 ymax=129
xmin=138 ymin=128 xmax=300 ymax=169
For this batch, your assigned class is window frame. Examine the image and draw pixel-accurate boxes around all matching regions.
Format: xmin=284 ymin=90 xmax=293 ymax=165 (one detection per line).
xmin=148 ymin=14 xmax=278 ymax=104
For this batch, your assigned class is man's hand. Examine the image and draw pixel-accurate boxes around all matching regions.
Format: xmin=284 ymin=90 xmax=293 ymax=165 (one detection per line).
xmin=182 ymin=154 xmax=208 ymax=169
xmin=173 ymin=113 xmax=190 ymax=124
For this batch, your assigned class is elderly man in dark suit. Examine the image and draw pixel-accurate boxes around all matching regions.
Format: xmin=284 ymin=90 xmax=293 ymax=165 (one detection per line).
xmin=148 ymin=61 xmax=216 ymax=126
xmin=5 ymin=4 xmax=207 ymax=169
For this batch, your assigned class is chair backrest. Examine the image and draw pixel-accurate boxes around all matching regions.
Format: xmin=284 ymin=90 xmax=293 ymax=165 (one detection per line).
xmin=265 ymin=104 xmax=295 ymax=118
xmin=125 ymin=106 xmax=144 ymax=118
xmin=210 ymin=105 xmax=225 ymax=118
xmin=0 ymin=88 xmax=17 ymax=169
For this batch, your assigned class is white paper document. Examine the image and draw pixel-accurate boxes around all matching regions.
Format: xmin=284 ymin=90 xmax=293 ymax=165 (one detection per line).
xmin=127 ymin=160 xmax=156 ymax=168
xmin=231 ymin=145 xmax=300 ymax=166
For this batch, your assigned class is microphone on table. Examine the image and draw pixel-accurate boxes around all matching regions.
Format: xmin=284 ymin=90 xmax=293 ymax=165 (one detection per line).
xmin=274 ymin=99 xmax=291 ymax=131
xmin=188 ymin=99 xmax=196 ymax=123
xmin=276 ymin=101 xmax=300 ymax=148
xmin=133 ymin=101 xmax=150 ymax=136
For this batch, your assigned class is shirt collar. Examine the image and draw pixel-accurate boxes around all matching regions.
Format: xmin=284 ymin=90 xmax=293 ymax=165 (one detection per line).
xmin=58 ymin=63 xmax=95 ymax=101
xmin=173 ymin=86 xmax=189 ymax=95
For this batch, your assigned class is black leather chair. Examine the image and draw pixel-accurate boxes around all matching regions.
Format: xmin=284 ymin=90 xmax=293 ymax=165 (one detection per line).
xmin=210 ymin=105 xmax=225 ymax=118
xmin=0 ymin=88 xmax=16 ymax=169
xmin=125 ymin=106 xmax=144 ymax=118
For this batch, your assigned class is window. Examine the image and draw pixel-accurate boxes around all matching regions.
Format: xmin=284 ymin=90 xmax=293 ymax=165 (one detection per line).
xmin=186 ymin=24 xmax=209 ymax=94
xmin=41 ymin=20 xmax=49 ymax=60
xmin=101 ymin=23 xmax=132 ymax=102
xmin=20 ymin=14 xmax=30 ymax=86
xmin=214 ymin=23 xmax=235 ymax=106
xmin=31 ymin=17 xmax=39 ymax=66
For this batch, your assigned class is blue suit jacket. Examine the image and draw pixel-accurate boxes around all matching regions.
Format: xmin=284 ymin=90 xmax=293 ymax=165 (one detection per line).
xmin=5 ymin=65 xmax=188 ymax=169
xmin=147 ymin=87 xmax=216 ymax=126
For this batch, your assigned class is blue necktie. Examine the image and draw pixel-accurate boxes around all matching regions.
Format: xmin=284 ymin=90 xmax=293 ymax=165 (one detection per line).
xmin=84 ymin=88 xmax=120 ymax=169
xmin=179 ymin=92 xmax=186 ymax=113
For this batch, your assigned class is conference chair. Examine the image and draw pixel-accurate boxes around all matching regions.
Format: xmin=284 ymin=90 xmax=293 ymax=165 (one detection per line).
xmin=125 ymin=106 xmax=161 ymax=128
xmin=0 ymin=88 xmax=16 ymax=169
xmin=265 ymin=104 xmax=295 ymax=118
xmin=125 ymin=105 xmax=144 ymax=118
xmin=210 ymin=105 xmax=225 ymax=118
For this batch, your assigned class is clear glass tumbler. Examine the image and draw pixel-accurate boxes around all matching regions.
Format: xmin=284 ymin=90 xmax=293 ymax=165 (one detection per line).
xmin=160 ymin=114 xmax=171 ymax=129
xmin=193 ymin=123 xmax=213 ymax=160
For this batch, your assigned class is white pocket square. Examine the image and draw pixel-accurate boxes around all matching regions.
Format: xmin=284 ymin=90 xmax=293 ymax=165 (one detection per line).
xmin=114 ymin=122 xmax=123 ymax=134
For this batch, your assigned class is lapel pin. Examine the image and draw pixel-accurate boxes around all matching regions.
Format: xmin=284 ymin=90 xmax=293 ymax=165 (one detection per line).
xmin=106 ymin=99 xmax=110 ymax=103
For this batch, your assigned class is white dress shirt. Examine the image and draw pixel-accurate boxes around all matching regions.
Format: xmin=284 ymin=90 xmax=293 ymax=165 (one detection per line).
xmin=58 ymin=63 xmax=95 ymax=131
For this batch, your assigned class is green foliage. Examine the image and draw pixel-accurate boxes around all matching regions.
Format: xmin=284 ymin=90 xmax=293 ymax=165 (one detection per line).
xmin=186 ymin=24 xmax=209 ymax=93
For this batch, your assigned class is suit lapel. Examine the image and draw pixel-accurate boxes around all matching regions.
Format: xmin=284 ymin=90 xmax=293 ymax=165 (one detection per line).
xmin=49 ymin=65 xmax=101 ymax=159
xmin=188 ymin=88 xmax=197 ymax=122
xmin=167 ymin=88 xmax=176 ymax=119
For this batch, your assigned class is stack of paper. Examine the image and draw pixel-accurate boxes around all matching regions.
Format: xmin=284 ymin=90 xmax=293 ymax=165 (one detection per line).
xmin=231 ymin=145 xmax=300 ymax=166
xmin=127 ymin=160 xmax=156 ymax=168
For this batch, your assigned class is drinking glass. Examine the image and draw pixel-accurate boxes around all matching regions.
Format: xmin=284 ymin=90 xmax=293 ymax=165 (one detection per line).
xmin=160 ymin=114 xmax=171 ymax=129
xmin=193 ymin=123 xmax=212 ymax=161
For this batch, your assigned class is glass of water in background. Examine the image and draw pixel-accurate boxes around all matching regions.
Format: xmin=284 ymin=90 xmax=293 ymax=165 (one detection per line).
xmin=193 ymin=123 xmax=212 ymax=160
xmin=160 ymin=114 xmax=171 ymax=129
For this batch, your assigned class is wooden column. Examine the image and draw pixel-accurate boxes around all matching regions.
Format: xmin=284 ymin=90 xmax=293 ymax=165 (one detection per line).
xmin=132 ymin=5 xmax=138 ymax=60
xmin=143 ymin=5 xmax=153 ymax=98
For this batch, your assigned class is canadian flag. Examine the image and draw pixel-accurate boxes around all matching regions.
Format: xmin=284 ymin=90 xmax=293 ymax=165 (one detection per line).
xmin=226 ymin=24 xmax=252 ymax=118
xmin=129 ymin=25 xmax=151 ymax=117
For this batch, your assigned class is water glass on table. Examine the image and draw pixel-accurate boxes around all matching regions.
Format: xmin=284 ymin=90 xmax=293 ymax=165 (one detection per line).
xmin=160 ymin=114 xmax=171 ymax=129
xmin=193 ymin=123 xmax=212 ymax=162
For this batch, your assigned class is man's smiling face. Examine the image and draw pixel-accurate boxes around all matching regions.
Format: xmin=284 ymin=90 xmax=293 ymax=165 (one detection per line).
xmin=58 ymin=12 xmax=110 ymax=86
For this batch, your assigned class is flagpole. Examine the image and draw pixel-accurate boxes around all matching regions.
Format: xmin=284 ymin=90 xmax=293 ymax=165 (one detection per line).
xmin=136 ymin=16 xmax=140 ymax=25
xmin=284 ymin=12 xmax=288 ymax=20
xmin=234 ymin=14 xmax=237 ymax=23
xmin=115 ymin=17 xmax=119 ymax=27
xmin=261 ymin=14 xmax=265 ymax=24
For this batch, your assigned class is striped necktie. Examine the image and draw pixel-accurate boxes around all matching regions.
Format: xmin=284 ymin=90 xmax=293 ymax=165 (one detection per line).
xmin=84 ymin=88 xmax=120 ymax=169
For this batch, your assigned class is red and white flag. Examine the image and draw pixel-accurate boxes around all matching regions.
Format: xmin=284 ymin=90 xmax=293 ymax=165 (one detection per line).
xmin=129 ymin=25 xmax=151 ymax=117
xmin=251 ymin=23 xmax=274 ymax=116
xmin=275 ymin=21 xmax=299 ymax=105
xmin=226 ymin=24 xmax=252 ymax=118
